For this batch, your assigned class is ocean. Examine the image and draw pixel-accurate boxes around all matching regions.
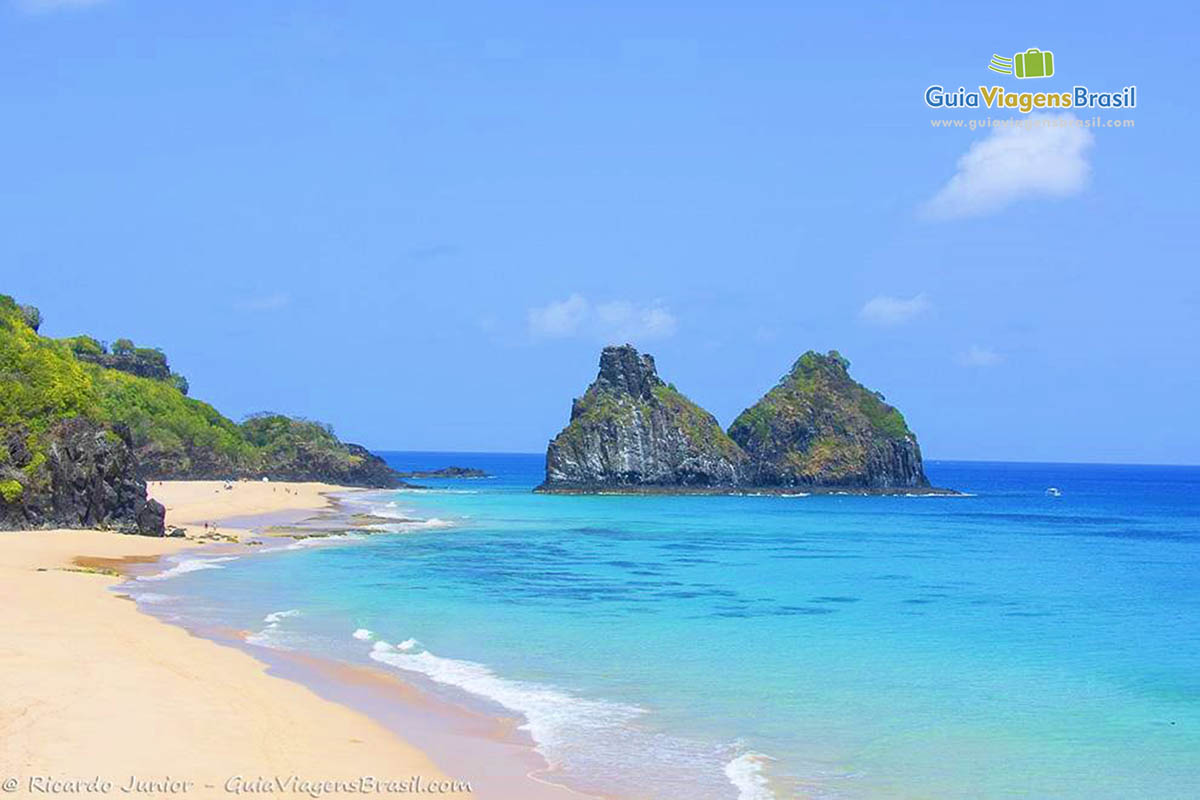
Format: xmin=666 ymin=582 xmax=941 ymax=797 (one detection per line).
xmin=126 ymin=455 xmax=1200 ymax=799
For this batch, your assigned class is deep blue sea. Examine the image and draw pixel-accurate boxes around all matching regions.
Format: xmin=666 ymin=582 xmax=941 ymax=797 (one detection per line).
xmin=129 ymin=456 xmax=1200 ymax=799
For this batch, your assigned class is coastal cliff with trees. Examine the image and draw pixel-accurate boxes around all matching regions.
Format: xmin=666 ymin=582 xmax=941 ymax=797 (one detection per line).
xmin=537 ymin=345 xmax=942 ymax=494
xmin=0 ymin=294 xmax=405 ymax=533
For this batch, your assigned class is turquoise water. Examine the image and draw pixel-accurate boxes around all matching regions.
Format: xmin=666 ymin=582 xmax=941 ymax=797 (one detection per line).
xmin=132 ymin=457 xmax=1200 ymax=799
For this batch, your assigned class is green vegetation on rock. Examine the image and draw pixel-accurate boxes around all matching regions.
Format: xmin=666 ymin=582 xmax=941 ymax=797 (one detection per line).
xmin=0 ymin=293 xmax=401 ymax=499
xmin=0 ymin=478 xmax=23 ymax=503
xmin=541 ymin=344 xmax=746 ymax=488
xmin=651 ymin=383 xmax=744 ymax=463
xmin=90 ymin=363 xmax=256 ymax=474
xmin=728 ymin=350 xmax=927 ymax=489
xmin=541 ymin=344 xmax=933 ymax=492
xmin=0 ymin=296 xmax=99 ymax=436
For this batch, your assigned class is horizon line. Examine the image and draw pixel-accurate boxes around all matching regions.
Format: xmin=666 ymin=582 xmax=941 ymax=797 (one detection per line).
xmin=366 ymin=449 xmax=1200 ymax=469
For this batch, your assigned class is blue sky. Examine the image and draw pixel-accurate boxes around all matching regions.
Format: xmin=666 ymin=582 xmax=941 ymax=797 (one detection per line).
xmin=3 ymin=1 xmax=1197 ymax=462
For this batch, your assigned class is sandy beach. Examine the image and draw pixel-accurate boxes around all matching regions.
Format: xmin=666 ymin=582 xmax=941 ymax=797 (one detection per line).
xmin=0 ymin=481 xmax=584 ymax=800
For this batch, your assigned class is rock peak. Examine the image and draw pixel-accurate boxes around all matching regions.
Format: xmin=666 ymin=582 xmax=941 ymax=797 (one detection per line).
xmin=788 ymin=349 xmax=850 ymax=378
xmin=595 ymin=344 xmax=662 ymax=400
xmin=541 ymin=345 xmax=746 ymax=490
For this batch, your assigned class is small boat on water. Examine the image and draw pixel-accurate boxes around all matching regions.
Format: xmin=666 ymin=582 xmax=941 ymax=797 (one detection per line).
xmin=1045 ymin=487 xmax=1062 ymax=497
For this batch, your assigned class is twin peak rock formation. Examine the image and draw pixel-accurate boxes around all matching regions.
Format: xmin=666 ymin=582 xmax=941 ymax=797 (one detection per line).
xmin=538 ymin=345 xmax=942 ymax=494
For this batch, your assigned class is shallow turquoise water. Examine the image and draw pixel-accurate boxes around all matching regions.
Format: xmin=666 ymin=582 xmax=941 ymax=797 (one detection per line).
xmin=134 ymin=457 xmax=1200 ymax=799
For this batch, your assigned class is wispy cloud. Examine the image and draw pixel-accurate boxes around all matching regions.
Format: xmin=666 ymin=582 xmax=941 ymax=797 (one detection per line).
xmin=594 ymin=300 xmax=677 ymax=342
xmin=528 ymin=294 xmax=590 ymax=338
xmin=527 ymin=294 xmax=677 ymax=343
xmin=959 ymin=345 xmax=1004 ymax=367
xmin=859 ymin=293 xmax=931 ymax=326
xmin=922 ymin=114 xmax=1094 ymax=220
xmin=234 ymin=292 xmax=291 ymax=312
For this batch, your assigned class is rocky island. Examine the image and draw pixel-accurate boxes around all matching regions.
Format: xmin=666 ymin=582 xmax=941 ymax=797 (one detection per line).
xmin=536 ymin=344 xmax=950 ymax=494
xmin=728 ymin=350 xmax=930 ymax=490
xmin=395 ymin=466 xmax=490 ymax=479
xmin=538 ymin=345 xmax=747 ymax=490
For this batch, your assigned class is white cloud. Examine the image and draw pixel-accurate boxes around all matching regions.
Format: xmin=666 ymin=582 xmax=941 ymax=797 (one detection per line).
xmin=594 ymin=301 xmax=677 ymax=341
xmin=859 ymin=293 xmax=931 ymax=326
xmin=235 ymin=292 xmax=291 ymax=312
xmin=527 ymin=294 xmax=677 ymax=343
xmin=959 ymin=345 xmax=1004 ymax=367
xmin=528 ymin=293 xmax=589 ymax=338
xmin=923 ymin=114 xmax=1094 ymax=220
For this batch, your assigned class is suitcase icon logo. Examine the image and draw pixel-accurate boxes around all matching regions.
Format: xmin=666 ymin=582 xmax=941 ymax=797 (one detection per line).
xmin=988 ymin=48 xmax=1055 ymax=79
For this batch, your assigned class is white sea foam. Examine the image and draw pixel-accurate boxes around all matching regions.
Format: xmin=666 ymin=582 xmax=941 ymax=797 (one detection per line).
xmin=245 ymin=629 xmax=286 ymax=648
xmin=247 ymin=609 xmax=302 ymax=649
xmin=724 ymin=752 xmax=776 ymax=800
xmin=363 ymin=502 xmax=419 ymax=520
xmin=139 ymin=555 xmax=239 ymax=582
xmin=349 ymin=497 xmax=456 ymax=532
xmin=284 ymin=533 xmax=365 ymax=550
xmin=352 ymin=628 xmax=373 ymax=641
xmin=367 ymin=517 xmax=455 ymax=534
xmin=253 ymin=533 xmax=364 ymax=554
xmin=367 ymin=637 xmax=644 ymax=755
xmin=132 ymin=592 xmax=178 ymax=605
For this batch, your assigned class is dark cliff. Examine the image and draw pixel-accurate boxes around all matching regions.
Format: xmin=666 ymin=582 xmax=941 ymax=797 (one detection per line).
xmin=1 ymin=297 xmax=162 ymax=533
xmin=65 ymin=336 xmax=189 ymax=394
xmin=728 ymin=351 xmax=929 ymax=490
xmin=537 ymin=345 xmax=747 ymax=491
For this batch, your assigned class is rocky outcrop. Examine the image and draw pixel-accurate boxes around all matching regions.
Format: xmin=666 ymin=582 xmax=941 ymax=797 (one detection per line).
xmin=0 ymin=419 xmax=165 ymax=534
xmin=65 ymin=336 xmax=188 ymax=394
xmin=20 ymin=304 xmax=41 ymax=333
xmin=728 ymin=351 xmax=929 ymax=490
xmin=250 ymin=441 xmax=406 ymax=488
xmin=536 ymin=345 xmax=747 ymax=491
xmin=395 ymin=466 xmax=488 ymax=479
xmin=0 ymin=292 xmax=401 ymax=536
xmin=131 ymin=438 xmax=405 ymax=489
xmin=538 ymin=346 xmax=941 ymax=494
xmin=76 ymin=349 xmax=172 ymax=382
xmin=342 ymin=444 xmax=407 ymax=487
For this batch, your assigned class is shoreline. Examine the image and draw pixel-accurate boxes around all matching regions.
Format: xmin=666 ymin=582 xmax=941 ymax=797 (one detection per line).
xmin=534 ymin=483 xmax=961 ymax=496
xmin=0 ymin=480 xmax=591 ymax=800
